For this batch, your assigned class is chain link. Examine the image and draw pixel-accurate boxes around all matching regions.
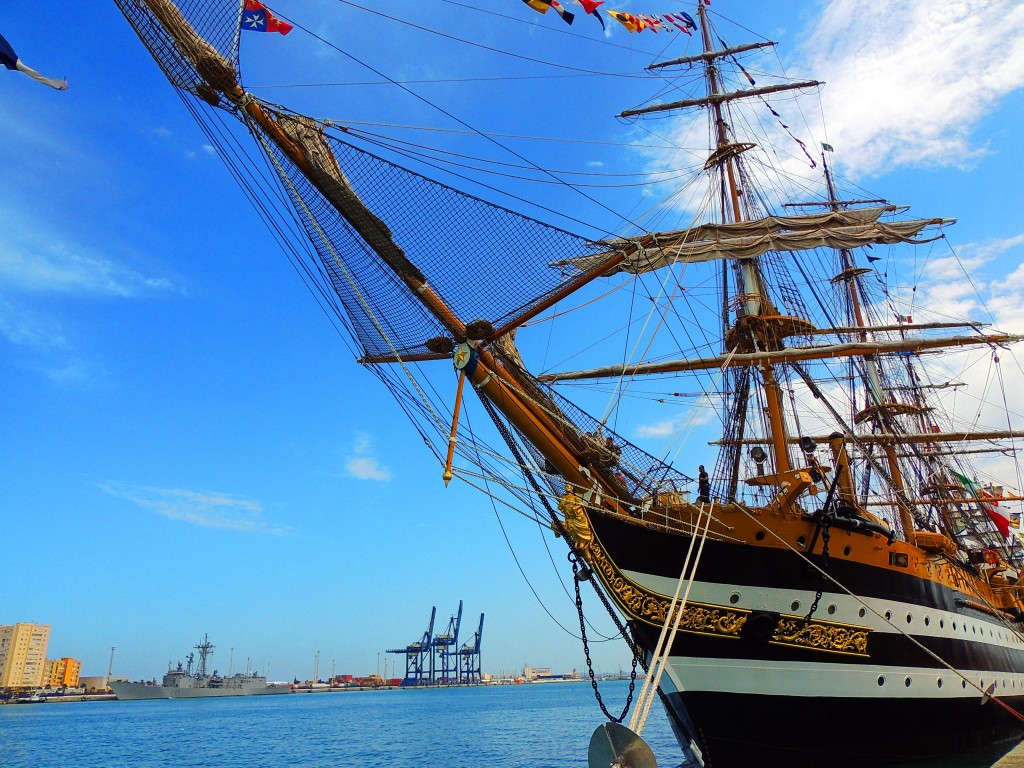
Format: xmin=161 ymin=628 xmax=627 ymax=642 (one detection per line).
xmin=573 ymin=555 xmax=638 ymax=722
xmin=803 ymin=519 xmax=831 ymax=624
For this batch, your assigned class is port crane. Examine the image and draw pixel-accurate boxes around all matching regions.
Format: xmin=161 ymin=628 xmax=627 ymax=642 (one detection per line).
xmin=433 ymin=601 xmax=463 ymax=684
xmin=386 ymin=606 xmax=435 ymax=686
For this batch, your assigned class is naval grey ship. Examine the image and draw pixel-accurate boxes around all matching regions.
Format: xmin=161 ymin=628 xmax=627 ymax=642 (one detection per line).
xmin=109 ymin=635 xmax=291 ymax=700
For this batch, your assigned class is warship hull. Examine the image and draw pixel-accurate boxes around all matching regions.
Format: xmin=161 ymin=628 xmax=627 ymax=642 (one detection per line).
xmin=110 ymin=680 xmax=291 ymax=700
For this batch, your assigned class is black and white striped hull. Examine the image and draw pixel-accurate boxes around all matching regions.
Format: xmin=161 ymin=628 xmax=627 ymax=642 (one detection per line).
xmin=588 ymin=513 xmax=1024 ymax=767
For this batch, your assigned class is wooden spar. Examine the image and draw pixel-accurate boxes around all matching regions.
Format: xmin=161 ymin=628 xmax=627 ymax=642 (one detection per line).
xmin=805 ymin=321 xmax=986 ymax=336
xmin=865 ymin=495 xmax=1024 ymax=507
xmin=893 ymin=447 xmax=1017 ymax=458
xmin=648 ymin=41 xmax=776 ymax=70
xmin=487 ymin=251 xmax=626 ymax=341
xmin=359 ymin=351 xmax=449 ymax=365
xmin=710 ymin=430 xmax=1024 ymax=446
xmin=140 ymin=0 xmax=628 ymax=507
xmin=538 ymin=333 xmax=1023 ymax=382
xmin=783 ymin=198 xmax=888 ymax=209
xmin=443 ymin=369 xmax=467 ymax=487
xmin=619 ymin=81 xmax=822 ymax=118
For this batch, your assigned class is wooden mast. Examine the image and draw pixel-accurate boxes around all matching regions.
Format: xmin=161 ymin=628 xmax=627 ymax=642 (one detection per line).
xmin=693 ymin=1 xmax=792 ymax=478
xmin=822 ymin=154 xmax=917 ymax=540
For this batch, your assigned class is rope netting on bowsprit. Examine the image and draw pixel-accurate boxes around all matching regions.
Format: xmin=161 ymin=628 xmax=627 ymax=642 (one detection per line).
xmin=115 ymin=0 xmax=696 ymax=500
xmin=255 ymin=108 xmax=608 ymax=359
xmin=117 ymin=0 xmax=245 ymax=106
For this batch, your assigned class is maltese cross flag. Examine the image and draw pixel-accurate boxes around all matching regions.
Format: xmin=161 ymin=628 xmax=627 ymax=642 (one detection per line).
xmin=242 ymin=1 xmax=293 ymax=35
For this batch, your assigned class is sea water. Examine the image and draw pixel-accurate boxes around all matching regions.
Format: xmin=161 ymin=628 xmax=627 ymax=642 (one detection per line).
xmin=0 ymin=681 xmax=682 ymax=768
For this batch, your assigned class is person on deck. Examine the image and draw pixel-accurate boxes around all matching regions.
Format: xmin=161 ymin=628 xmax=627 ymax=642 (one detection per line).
xmin=697 ymin=465 xmax=711 ymax=504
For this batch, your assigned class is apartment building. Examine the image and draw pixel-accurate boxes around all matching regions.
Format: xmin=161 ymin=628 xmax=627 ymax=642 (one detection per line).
xmin=45 ymin=657 xmax=82 ymax=688
xmin=0 ymin=623 xmax=51 ymax=689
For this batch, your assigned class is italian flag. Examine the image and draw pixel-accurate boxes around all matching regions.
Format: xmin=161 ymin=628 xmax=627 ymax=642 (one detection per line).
xmin=955 ymin=472 xmax=1011 ymax=538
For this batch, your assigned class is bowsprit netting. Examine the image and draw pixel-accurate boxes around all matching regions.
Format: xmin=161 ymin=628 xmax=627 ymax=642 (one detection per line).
xmin=116 ymin=0 xmax=244 ymax=108
xmin=252 ymin=108 xmax=609 ymax=359
xmin=117 ymin=0 xmax=613 ymax=361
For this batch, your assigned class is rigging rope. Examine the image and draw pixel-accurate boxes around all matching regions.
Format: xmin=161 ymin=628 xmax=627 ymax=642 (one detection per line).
xmin=629 ymin=500 xmax=715 ymax=736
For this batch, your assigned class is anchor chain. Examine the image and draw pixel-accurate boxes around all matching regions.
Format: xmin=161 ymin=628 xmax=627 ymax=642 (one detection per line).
xmin=476 ymin=395 xmax=643 ymax=721
xmin=476 ymin=394 xmax=696 ymax=731
xmin=804 ymin=518 xmax=831 ymax=624
xmin=572 ymin=553 xmax=638 ymax=723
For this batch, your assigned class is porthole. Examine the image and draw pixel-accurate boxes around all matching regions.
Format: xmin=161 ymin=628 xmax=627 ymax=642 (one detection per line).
xmin=755 ymin=531 xmax=766 ymax=541
xmin=906 ymin=613 xmax=913 ymax=624
xmin=877 ymin=676 xmax=886 ymax=686
xmin=924 ymin=617 xmax=930 ymax=627
xmin=939 ymin=619 xmax=945 ymax=629
xmin=791 ymin=601 xmax=801 ymax=612
xmin=843 ymin=545 xmax=852 ymax=556
xmin=904 ymin=677 xmax=912 ymax=687
xmin=936 ymin=678 xmax=943 ymax=688
xmin=827 ymin=604 xmax=837 ymax=615
xmin=952 ymin=621 xmax=957 ymax=631
xmin=858 ymin=608 xmax=866 ymax=618
xmin=797 ymin=535 xmax=807 ymax=547
xmin=962 ymin=680 xmax=967 ymax=689
xmin=729 ymin=592 xmax=741 ymax=605
xmin=885 ymin=610 xmax=892 ymax=621
xmin=972 ymin=626 xmax=977 ymax=635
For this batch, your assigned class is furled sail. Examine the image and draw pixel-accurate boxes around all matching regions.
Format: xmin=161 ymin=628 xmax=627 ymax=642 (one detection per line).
xmin=554 ymin=207 xmax=953 ymax=276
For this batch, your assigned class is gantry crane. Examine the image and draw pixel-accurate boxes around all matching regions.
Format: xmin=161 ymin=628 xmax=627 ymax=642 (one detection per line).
xmin=386 ymin=606 xmax=435 ymax=686
xmin=432 ymin=601 xmax=463 ymax=684
xmin=458 ymin=613 xmax=484 ymax=684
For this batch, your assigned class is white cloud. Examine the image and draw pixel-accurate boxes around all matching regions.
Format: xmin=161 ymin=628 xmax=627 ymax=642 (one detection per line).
xmin=0 ymin=298 xmax=67 ymax=350
xmin=43 ymin=357 xmax=99 ymax=384
xmin=343 ymin=432 xmax=392 ymax=481
xmin=633 ymin=0 xmax=1024 ymax=221
xmin=0 ymin=211 xmax=179 ymax=381
xmin=801 ymin=0 xmax=1024 ymax=177
xmin=99 ymin=483 xmax=291 ymax=535
xmin=0 ymin=240 xmax=174 ymax=298
xmin=636 ymin=418 xmax=679 ymax=439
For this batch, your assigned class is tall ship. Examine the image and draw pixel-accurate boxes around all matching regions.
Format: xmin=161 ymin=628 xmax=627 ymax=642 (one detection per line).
xmin=110 ymin=635 xmax=290 ymax=700
xmin=114 ymin=1 xmax=1024 ymax=765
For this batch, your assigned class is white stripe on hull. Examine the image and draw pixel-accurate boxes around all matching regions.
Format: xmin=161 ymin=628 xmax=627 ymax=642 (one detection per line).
xmin=661 ymin=655 xmax=1024 ymax=699
xmin=622 ymin=567 xmax=1024 ymax=650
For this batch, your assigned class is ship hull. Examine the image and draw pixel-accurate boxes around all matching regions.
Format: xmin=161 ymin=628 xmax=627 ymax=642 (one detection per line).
xmin=587 ymin=512 xmax=1024 ymax=767
xmin=109 ymin=681 xmax=291 ymax=700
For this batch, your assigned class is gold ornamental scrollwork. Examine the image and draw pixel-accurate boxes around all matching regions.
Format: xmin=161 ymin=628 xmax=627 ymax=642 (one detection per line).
xmin=558 ymin=497 xmax=872 ymax=655
xmin=772 ymin=618 xmax=870 ymax=656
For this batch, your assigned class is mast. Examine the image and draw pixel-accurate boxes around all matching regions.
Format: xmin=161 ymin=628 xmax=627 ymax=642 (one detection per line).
xmin=693 ymin=1 xmax=792 ymax=478
xmin=823 ymin=155 xmax=919 ymax=541
xmin=195 ymin=634 xmax=214 ymax=678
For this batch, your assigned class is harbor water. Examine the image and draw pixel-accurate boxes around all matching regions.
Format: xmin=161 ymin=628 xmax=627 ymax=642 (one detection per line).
xmin=0 ymin=680 xmax=681 ymax=768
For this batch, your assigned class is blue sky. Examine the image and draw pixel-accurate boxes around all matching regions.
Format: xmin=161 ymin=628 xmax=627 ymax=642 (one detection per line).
xmin=2 ymin=0 xmax=1023 ymax=684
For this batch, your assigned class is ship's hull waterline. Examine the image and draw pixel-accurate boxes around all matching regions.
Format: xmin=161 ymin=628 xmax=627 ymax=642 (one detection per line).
xmin=586 ymin=511 xmax=1024 ymax=766
xmin=109 ymin=681 xmax=291 ymax=700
